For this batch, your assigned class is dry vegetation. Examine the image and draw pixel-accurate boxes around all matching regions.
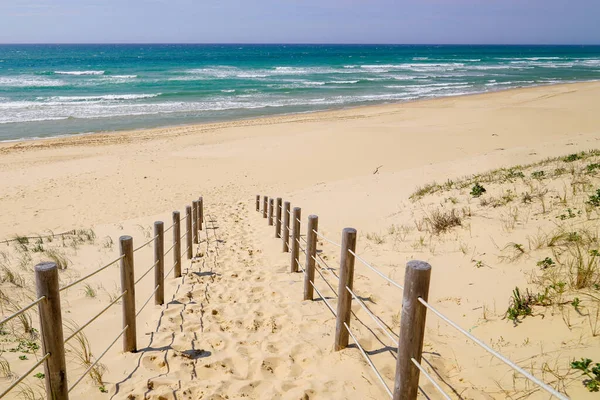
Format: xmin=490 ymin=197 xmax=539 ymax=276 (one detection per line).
xmin=359 ymin=150 xmax=600 ymax=396
xmin=0 ymin=229 xmax=112 ymax=396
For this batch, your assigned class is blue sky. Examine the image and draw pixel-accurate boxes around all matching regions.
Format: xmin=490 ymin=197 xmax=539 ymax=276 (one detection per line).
xmin=0 ymin=0 xmax=599 ymax=44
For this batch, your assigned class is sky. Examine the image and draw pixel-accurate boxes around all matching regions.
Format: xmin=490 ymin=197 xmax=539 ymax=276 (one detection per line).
xmin=0 ymin=0 xmax=599 ymax=44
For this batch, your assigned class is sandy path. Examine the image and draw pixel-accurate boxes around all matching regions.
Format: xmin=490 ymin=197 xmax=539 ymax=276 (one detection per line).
xmin=114 ymin=199 xmax=394 ymax=400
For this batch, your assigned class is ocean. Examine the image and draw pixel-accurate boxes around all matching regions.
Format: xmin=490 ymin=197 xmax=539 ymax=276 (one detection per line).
xmin=0 ymin=44 xmax=599 ymax=142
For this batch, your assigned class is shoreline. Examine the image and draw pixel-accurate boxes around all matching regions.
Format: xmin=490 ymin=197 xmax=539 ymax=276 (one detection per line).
xmin=1 ymin=80 xmax=597 ymax=152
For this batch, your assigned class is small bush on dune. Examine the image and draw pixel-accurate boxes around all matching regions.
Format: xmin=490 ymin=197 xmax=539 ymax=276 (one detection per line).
xmin=470 ymin=183 xmax=486 ymax=198
xmin=422 ymin=209 xmax=462 ymax=235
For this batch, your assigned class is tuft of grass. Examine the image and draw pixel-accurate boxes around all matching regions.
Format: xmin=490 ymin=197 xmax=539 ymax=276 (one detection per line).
xmin=101 ymin=236 xmax=114 ymax=249
xmin=366 ymin=232 xmax=385 ymax=244
xmin=1 ymin=265 xmax=26 ymax=288
xmin=422 ymin=209 xmax=462 ymax=235
xmin=83 ymin=284 xmax=97 ymax=298
xmin=0 ymin=356 xmax=13 ymax=379
xmin=43 ymin=249 xmax=69 ymax=270
xmin=66 ymin=327 xmax=107 ymax=387
xmin=505 ymin=287 xmax=550 ymax=325
xmin=565 ymin=245 xmax=599 ymax=290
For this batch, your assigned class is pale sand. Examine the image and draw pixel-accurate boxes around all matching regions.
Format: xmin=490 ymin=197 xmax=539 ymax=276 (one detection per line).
xmin=1 ymin=82 xmax=600 ymax=399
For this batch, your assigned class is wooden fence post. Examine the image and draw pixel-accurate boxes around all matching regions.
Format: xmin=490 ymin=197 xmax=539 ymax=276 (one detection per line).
xmin=199 ymin=196 xmax=204 ymax=231
xmin=290 ymin=207 xmax=301 ymax=273
xmin=393 ymin=260 xmax=432 ymax=400
xmin=263 ymin=196 xmax=268 ymax=219
xmin=119 ymin=235 xmax=137 ymax=352
xmin=173 ymin=211 xmax=181 ymax=278
xmin=192 ymin=200 xmax=199 ymax=244
xmin=268 ymin=198 xmax=274 ymax=226
xmin=334 ymin=228 xmax=357 ymax=351
xmin=275 ymin=198 xmax=282 ymax=238
xmin=154 ymin=221 xmax=165 ymax=305
xmin=304 ymin=215 xmax=318 ymax=300
xmin=186 ymin=205 xmax=193 ymax=259
xmin=256 ymin=195 xmax=260 ymax=212
xmin=282 ymin=201 xmax=291 ymax=253
xmin=35 ymin=262 xmax=68 ymax=400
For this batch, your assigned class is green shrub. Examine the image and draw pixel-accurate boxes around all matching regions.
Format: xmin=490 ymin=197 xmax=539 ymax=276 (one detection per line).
xmin=470 ymin=183 xmax=486 ymax=198
xmin=571 ymin=358 xmax=600 ymax=392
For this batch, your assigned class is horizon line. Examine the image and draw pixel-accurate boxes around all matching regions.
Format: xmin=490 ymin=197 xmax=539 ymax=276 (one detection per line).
xmin=0 ymin=42 xmax=599 ymax=46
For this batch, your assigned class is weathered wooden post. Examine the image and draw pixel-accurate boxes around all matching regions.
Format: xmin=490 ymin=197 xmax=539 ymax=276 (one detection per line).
xmin=263 ymin=196 xmax=268 ymax=219
xmin=256 ymin=195 xmax=260 ymax=212
xmin=186 ymin=205 xmax=193 ymax=259
xmin=282 ymin=201 xmax=291 ymax=252
xmin=199 ymin=196 xmax=204 ymax=231
xmin=154 ymin=221 xmax=165 ymax=305
xmin=192 ymin=200 xmax=199 ymax=244
xmin=173 ymin=211 xmax=181 ymax=278
xmin=268 ymin=198 xmax=274 ymax=226
xmin=304 ymin=215 xmax=318 ymax=300
xmin=119 ymin=236 xmax=137 ymax=352
xmin=291 ymin=207 xmax=301 ymax=273
xmin=35 ymin=262 xmax=68 ymax=400
xmin=334 ymin=228 xmax=357 ymax=351
xmin=275 ymin=198 xmax=282 ymax=238
xmin=393 ymin=260 xmax=432 ymax=400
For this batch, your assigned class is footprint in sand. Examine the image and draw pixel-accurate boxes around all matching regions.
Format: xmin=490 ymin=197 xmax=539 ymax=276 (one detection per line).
xmin=141 ymin=354 xmax=168 ymax=372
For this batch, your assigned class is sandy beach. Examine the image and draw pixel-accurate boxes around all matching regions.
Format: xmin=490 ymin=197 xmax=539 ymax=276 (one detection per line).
xmin=1 ymin=81 xmax=600 ymax=399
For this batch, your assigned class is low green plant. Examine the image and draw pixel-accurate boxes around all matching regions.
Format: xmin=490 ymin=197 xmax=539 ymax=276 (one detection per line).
xmin=531 ymin=170 xmax=545 ymax=179
xmin=9 ymin=339 xmax=40 ymax=353
xmin=537 ymin=257 xmax=555 ymax=269
xmin=19 ymin=355 xmax=28 ymax=360
xmin=99 ymin=386 xmax=108 ymax=393
xmin=557 ymin=208 xmax=579 ymax=220
xmin=505 ymin=287 xmax=550 ymax=325
xmin=587 ymin=189 xmax=600 ymax=207
xmin=570 ymin=358 xmax=600 ymax=392
xmin=34 ymin=372 xmax=45 ymax=379
xmin=563 ymin=153 xmax=583 ymax=162
xmin=572 ymin=297 xmax=581 ymax=310
xmin=586 ymin=163 xmax=600 ymax=174
xmin=470 ymin=183 xmax=486 ymax=198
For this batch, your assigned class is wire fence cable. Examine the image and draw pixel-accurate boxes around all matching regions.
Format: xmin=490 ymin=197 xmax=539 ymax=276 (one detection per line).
xmin=346 ymin=286 xmax=398 ymax=345
xmin=68 ymin=325 xmax=128 ymax=393
xmin=411 ymin=358 xmax=452 ymax=400
xmin=0 ymin=296 xmax=45 ymax=327
xmin=136 ymin=285 xmax=160 ymax=317
xmin=60 ymin=255 xmax=125 ymax=292
xmin=313 ymin=230 xmax=342 ymax=248
xmin=418 ymin=297 xmax=568 ymax=400
xmin=64 ymin=291 xmax=126 ymax=343
xmin=135 ymin=261 xmax=158 ymax=285
xmin=0 ymin=353 xmax=50 ymax=398
xmin=132 ymin=235 xmax=158 ymax=253
xmin=344 ymin=322 xmax=393 ymax=398
xmin=348 ymin=249 xmax=404 ymax=291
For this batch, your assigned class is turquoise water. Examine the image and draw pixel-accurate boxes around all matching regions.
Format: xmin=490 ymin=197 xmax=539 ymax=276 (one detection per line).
xmin=0 ymin=44 xmax=599 ymax=141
